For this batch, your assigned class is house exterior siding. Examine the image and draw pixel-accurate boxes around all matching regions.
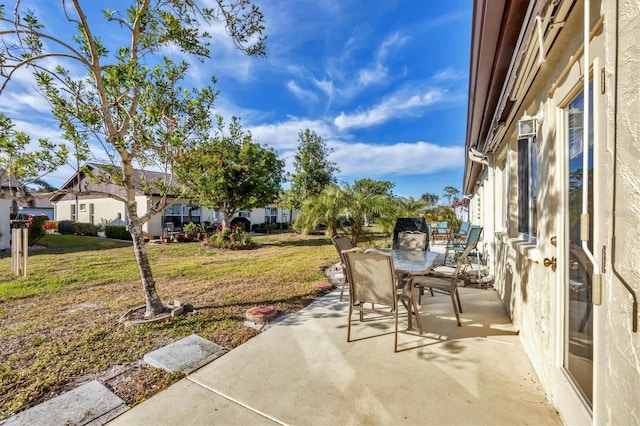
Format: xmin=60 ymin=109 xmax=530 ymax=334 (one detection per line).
xmin=0 ymin=199 xmax=10 ymax=249
xmin=465 ymin=0 xmax=640 ymax=423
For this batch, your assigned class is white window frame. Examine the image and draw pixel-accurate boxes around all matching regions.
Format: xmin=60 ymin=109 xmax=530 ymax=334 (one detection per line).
xmin=71 ymin=204 xmax=76 ymax=221
xmin=79 ymin=203 xmax=86 ymax=212
xmin=264 ymin=207 xmax=277 ymax=224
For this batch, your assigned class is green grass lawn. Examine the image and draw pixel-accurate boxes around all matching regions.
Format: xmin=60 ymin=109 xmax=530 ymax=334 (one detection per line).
xmin=0 ymin=232 xmax=338 ymax=420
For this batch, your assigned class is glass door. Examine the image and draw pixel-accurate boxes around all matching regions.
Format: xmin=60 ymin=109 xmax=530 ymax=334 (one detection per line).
xmin=563 ymin=83 xmax=594 ymax=406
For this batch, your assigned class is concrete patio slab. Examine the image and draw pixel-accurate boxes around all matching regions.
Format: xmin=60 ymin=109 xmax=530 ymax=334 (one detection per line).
xmin=4 ymin=380 xmax=127 ymax=426
xmin=143 ymin=333 xmax=225 ymax=373
xmin=109 ymin=287 xmax=561 ymax=425
xmin=108 ymin=379 xmax=277 ymax=426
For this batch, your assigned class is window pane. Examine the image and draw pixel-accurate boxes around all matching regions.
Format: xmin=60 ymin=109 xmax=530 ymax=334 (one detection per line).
xmin=517 ymin=139 xmax=529 ymax=234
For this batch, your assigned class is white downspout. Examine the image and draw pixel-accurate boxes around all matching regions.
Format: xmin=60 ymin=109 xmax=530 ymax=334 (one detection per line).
xmin=581 ymin=0 xmax=601 ymax=293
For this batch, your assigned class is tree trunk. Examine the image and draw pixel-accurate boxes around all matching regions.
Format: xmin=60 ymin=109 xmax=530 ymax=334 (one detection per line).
xmin=350 ymin=221 xmax=362 ymax=247
xmin=129 ymin=222 xmax=166 ymax=317
xmin=330 ymin=226 xmax=338 ymax=239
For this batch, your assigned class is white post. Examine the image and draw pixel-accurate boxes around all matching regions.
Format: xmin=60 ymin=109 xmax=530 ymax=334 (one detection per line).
xmin=10 ymin=220 xmax=29 ymax=277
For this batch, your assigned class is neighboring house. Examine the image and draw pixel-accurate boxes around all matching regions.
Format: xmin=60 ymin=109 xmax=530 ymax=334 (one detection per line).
xmin=50 ymin=162 xmax=185 ymax=236
xmin=50 ymin=163 xmax=295 ymax=236
xmin=464 ymin=0 xmax=639 ymax=424
xmin=16 ymin=198 xmax=55 ymax=220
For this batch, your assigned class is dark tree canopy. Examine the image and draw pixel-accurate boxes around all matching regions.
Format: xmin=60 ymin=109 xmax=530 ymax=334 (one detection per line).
xmin=420 ymin=192 xmax=439 ymax=206
xmin=288 ymin=129 xmax=339 ymax=209
xmin=353 ymin=178 xmax=395 ymax=196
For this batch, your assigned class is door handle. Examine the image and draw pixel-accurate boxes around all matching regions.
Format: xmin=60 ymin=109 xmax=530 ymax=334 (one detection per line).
xmin=543 ymin=256 xmax=557 ymax=272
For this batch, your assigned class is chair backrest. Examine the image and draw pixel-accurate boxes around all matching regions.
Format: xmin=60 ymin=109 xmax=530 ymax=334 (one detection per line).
xmin=397 ymin=231 xmax=427 ymax=251
xmin=457 ymin=221 xmax=470 ymax=235
xmin=436 ymin=221 xmax=448 ymax=233
xmin=464 ymin=226 xmax=482 ymax=250
xmin=344 ymin=250 xmax=396 ymax=307
xmin=450 ymin=226 xmax=484 ymax=278
xmin=332 ymin=236 xmax=354 ymax=263
xmin=392 ymin=217 xmax=428 ymax=249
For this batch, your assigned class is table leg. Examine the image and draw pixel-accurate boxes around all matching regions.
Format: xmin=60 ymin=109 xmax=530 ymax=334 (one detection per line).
xmin=409 ymin=276 xmax=423 ymax=334
xmin=401 ymin=276 xmax=423 ymax=334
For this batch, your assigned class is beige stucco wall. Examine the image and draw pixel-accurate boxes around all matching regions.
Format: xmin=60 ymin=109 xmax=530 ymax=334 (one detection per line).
xmin=602 ymin=0 xmax=640 ymax=423
xmin=54 ymin=196 xmax=163 ymax=236
xmin=487 ymin=0 xmax=640 ymax=423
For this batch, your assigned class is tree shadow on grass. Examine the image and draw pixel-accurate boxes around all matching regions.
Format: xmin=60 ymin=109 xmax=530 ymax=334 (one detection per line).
xmin=255 ymin=238 xmax=331 ymax=248
xmin=0 ymin=239 xmax=132 ymax=258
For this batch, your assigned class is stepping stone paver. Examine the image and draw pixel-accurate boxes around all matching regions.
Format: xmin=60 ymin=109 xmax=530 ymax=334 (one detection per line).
xmin=143 ymin=333 xmax=225 ymax=374
xmin=3 ymin=380 xmax=127 ymax=426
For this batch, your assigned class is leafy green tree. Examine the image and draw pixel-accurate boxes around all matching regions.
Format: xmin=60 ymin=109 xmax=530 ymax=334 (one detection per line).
xmin=353 ymin=178 xmax=394 ymax=196
xmin=27 ymin=179 xmax=57 ymax=194
xmin=288 ymin=129 xmax=339 ymax=210
xmin=0 ymin=1 xmax=266 ymax=317
xmin=177 ymin=116 xmax=285 ymax=226
xmin=420 ymin=192 xmax=439 ymax=206
xmin=443 ymin=186 xmax=460 ymax=207
xmin=0 ymin=114 xmax=67 ymax=210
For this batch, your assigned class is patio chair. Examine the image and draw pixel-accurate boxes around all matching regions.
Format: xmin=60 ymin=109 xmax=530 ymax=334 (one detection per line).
xmin=444 ymin=225 xmax=482 ymax=265
xmin=432 ymin=221 xmax=450 ymax=245
xmin=452 ymin=221 xmax=470 ymax=242
xmin=392 ymin=217 xmax=430 ymax=251
xmin=413 ymin=226 xmax=483 ymax=326
xmin=331 ymin=235 xmax=355 ymax=302
xmin=397 ymin=231 xmax=428 ymax=251
xmin=343 ymin=248 xmax=407 ymax=352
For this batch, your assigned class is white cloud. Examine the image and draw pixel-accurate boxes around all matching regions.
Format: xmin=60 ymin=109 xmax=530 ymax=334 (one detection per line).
xmin=331 ymin=141 xmax=463 ymax=176
xmin=286 ymin=81 xmax=319 ymax=104
xmin=333 ymin=86 xmax=446 ymax=130
xmin=248 ymin=118 xmax=337 ymax=152
xmin=432 ymin=67 xmax=465 ymax=82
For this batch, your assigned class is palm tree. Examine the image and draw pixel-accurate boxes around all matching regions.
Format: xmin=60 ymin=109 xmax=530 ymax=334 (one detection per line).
xmin=394 ymin=196 xmax=429 ymax=217
xmin=443 ymin=186 xmax=460 ymax=207
xmin=294 ymin=184 xmax=346 ymax=238
xmin=342 ymin=183 xmax=391 ymax=246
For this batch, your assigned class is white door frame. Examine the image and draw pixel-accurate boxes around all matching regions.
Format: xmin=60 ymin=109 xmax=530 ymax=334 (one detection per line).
xmin=551 ymin=50 xmax=606 ymax=426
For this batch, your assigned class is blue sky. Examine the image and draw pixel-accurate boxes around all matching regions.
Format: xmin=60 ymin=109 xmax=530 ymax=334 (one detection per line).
xmin=1 ymin=1 xmax=471 ymax=201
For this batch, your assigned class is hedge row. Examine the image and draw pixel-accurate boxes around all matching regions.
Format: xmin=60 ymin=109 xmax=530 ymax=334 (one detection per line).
xmin=251 ymin=222 xmax=290 ymax=233
xmin=105 ymin=225 xmax=132 ymax=240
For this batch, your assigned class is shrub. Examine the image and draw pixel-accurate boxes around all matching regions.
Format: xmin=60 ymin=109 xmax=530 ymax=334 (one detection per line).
xmin=204 ymin=225 xmax=254 ymax=250
xmin=28 ymin=215 xmax=48 ymax=245
xmin=73 ymin=222 xmax=100 ymax=236
xmin=104 ymin=225 xmax=132 ymax=240
xmin=43 ymin=220 xmax=58 ymax=232
xmin=183 ymin=222 xmax=200 ymax=236
xmin=57 ymin=220 xmax=76 ymax=235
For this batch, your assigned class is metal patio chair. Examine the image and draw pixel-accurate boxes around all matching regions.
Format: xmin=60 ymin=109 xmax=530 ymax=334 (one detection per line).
xmin=343 ymin=249 xmax=408 ymax=352
xmin=331 ymin=235 xmax=355 ymax=302
xmin=413 ymin=226 xmax=483 ymax=326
